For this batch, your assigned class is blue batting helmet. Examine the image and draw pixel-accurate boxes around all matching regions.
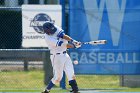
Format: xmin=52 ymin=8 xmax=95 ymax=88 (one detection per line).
xmin=43 ymin=22 xmax=57 ymax=35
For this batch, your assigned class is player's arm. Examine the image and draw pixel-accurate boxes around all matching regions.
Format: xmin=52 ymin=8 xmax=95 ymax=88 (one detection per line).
xmin=46 ymin=35 xmax=75 ymax=48
xmin=66 ymin=43 xmax=75 ymax=48
xmin=57 ymin=31 xmax=81 ymax=48
xmin=64 ymin=35 xmax=82 ymax=48
xmin=57 ymin=32 xmax=79 ymax=44
xmin=57 ymin=31 xmax=73 ymax=41
xmin=62 ymin=35 xmax=82 ymax=48
xmin=63 ymin=34 xmax=73 ymax=41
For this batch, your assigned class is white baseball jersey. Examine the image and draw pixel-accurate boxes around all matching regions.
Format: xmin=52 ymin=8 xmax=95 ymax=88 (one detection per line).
xmin=45 ymin=25 xmax=68 ymax=54
xmin=45 ymin=25 xmax=75 ymax=84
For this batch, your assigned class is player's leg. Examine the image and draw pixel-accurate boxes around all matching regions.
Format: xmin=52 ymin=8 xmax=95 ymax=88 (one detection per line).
xmin=42 ymin=55 xmax=55 ymax=93
xmin=64 ymin=54 xmax=79 ymax=93
xmin=43 ymin=55 xmax=65 ymax=93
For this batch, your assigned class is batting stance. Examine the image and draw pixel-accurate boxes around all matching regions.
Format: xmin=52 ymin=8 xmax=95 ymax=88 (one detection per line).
xmin=42 ymin=21 xmax=81 ymax=93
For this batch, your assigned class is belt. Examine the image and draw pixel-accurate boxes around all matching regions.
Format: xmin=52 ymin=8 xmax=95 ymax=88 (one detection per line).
xmin=50 ymin=51 xmax=66 ymax=55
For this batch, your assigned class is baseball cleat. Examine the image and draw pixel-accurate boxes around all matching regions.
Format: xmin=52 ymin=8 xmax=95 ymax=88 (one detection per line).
xmin=41 ymin=90 xmax=50 ymax=93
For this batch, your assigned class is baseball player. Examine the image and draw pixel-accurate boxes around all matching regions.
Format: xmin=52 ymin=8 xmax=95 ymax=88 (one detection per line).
xmin=41 ymin=21 xmax=81 ymax=93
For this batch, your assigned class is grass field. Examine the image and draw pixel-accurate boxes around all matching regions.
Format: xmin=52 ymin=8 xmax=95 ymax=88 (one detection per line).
xmin=0 ymin=70 xmax=140 ymax=92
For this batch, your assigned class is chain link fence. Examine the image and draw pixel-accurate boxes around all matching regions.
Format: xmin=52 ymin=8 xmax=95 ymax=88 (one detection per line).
xmin=0 ymin=0 xmax=54 ymax=92
xmin=0 ymin=0 xmax=132 ymax=93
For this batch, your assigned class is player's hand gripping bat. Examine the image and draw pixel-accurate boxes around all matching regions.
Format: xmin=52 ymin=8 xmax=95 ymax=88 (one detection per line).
xmin=82 ymin=40 xmax=107 ymax=45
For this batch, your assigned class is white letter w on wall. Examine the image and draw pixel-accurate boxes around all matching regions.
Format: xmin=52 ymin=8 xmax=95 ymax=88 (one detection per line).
xmin=83 ymin=0 xmax=126 ymax=46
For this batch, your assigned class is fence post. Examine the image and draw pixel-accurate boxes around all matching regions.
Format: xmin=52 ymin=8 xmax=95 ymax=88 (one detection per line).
xmin=120 ymin=75 xmax=124 ymax=86
xmin=24 ymin=60 xmax=28 ymax=71
xmin=43 ymin=50 xmax=53 ymax=85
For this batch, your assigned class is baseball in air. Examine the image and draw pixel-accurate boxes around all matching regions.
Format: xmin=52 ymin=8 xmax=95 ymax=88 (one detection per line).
xmin=73 ymin=60 xmax=79 ymax=65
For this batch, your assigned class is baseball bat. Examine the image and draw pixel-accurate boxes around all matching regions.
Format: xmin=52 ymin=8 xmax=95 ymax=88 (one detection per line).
xmin=82 ymin=40 xmax=107 ymax=45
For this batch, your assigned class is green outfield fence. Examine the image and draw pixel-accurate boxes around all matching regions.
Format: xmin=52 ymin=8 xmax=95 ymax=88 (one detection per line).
xmin=0 ymin=0 xmax=140 ymax=93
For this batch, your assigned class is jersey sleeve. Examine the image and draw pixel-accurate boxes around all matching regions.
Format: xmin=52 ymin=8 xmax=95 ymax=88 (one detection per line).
xmin=57 ymin=30 xmax=65 ymax=38
xmin=55 ymin=25 xmax=65 ymax=38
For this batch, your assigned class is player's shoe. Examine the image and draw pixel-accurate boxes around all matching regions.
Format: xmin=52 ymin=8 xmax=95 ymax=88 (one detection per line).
xmin=41 ymin=90 xmax=50 ymax=93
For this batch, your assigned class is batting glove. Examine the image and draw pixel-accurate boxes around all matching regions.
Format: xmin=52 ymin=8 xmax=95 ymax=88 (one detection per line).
xmin=75 ymin=41 xmax=82 ymax=48
xmin=71 ymin=40 xmax=81 ymax=48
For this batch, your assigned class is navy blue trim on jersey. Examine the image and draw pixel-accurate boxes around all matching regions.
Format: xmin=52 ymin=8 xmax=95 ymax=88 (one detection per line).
xmin=56 ymin=41 xmax=63 ymax=46
xmin=58 ymin=41 xmax=63 ymax=46
xmin=57 ymin=31 xmax=65 ymax=38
